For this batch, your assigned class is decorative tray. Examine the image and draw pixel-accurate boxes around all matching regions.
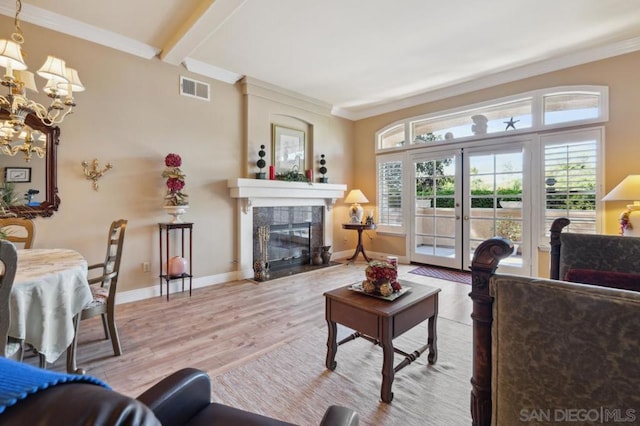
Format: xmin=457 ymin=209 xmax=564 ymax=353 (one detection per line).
xmin=348 ymin=282 xmax=411 ymax=301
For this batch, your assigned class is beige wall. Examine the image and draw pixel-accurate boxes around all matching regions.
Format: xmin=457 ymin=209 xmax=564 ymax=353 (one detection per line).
xmin=353 ymin=51 xmax=640 ymax=276
xmin=1 ymin=16 xmax=353 ymax=297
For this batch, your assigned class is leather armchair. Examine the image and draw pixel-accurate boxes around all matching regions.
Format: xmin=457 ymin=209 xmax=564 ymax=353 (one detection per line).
xmin=1 ymin=367 xmax=359 ymax=426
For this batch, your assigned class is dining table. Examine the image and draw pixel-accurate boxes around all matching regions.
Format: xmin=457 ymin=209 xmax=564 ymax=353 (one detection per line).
xmin=9 ymin=248 xmax=92 ymax=373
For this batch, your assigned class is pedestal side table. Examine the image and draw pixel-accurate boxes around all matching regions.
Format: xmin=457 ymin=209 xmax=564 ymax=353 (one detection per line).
xmin=158 ymin=222 xmax=193 ymax=301
xmin=342 ymin=223 xmax=376 ymax=263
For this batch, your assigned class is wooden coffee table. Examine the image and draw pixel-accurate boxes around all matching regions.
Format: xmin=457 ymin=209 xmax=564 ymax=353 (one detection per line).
xmin=324 ymin=280 xmax=440 ymax=403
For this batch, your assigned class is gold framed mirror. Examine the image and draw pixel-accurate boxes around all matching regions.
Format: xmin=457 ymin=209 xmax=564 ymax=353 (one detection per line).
xmin=0 ymin=111 xmax=60 ymax=218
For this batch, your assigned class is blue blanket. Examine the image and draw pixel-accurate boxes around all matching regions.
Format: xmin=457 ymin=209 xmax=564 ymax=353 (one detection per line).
xmin=0 ymin=357 xmax=110 ymax=414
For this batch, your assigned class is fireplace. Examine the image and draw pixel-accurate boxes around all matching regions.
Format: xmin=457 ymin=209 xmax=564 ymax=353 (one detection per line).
xmin=254 ymin=206 xmax=324 ymax=274
xmin=228 ymin=178 xmax=347 ymax=280
xmin=267 ymin=222 xmax=311 ymax=269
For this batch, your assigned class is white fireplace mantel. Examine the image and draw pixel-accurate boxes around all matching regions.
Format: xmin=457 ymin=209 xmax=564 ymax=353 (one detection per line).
xmin=228 ymin=178 xmax=347 ymax=279
xmin=228 ymin=178 xmax=347 ymax=213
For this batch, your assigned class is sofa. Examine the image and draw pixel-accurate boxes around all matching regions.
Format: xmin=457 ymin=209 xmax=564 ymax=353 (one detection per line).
xmin=0 ymin=360 xmax=359 ymax=426
xmin=469 ymin=234 xmax=640 ymax=426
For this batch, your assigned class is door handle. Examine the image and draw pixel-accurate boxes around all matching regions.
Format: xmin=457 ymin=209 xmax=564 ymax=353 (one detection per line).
xmin=464 ymin=216 xmax=469 ymax=220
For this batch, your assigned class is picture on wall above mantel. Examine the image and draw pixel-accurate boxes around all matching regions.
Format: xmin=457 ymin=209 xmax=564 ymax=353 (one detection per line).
xmin=272 ymin=124 xmax=305 ymax=174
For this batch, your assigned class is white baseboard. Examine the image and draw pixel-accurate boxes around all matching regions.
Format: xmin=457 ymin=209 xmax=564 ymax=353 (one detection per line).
xmin=115 ymin=271 xmax=237 ymax=305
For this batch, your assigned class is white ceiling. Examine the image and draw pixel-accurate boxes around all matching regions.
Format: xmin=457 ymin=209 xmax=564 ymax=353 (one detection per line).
xmin=2 ymin=0 xmax=640 ymax=120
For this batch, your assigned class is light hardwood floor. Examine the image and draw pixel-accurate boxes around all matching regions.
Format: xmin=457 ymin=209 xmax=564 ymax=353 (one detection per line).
xmin=38 ymin=261 xmax=473 ymax=401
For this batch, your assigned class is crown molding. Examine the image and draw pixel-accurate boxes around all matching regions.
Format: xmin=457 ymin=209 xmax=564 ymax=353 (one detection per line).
xmin=0 ymin=0 xmax=159 ymax=59
xmin=241 ymin=77 xmax=333 ymax=117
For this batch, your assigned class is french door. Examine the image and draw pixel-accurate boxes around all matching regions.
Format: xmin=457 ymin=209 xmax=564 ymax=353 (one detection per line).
xmin=411 ymin=149 xmax=461 ymax=269
xmin=411 ymin=140 xmax=531 ymax=275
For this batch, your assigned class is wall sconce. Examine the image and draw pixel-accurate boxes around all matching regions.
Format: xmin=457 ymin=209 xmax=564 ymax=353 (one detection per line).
xmin=81 ymin=159 xmax=112 ymax=191
xmin=602 ymin=174 xmax=640 ymax=236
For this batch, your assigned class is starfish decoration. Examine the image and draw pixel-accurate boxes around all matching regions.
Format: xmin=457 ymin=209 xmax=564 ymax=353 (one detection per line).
xmin=504 ymin=117 xmax=519 ymax=130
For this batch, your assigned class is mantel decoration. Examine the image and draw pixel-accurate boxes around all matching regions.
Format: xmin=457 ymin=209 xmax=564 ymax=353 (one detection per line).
xmin=275 ymin=165 xmax=309 ymax=182
xmin=256 ymin=145 xmax=266 ymax=179
xmin=0 ymin=0 xmax=84 ymax=159
xmin=81 ymin=159 xmax=112 ymax=191
xmin=162 ymin=153 xmax=189 ymax=223
xmin=319 ymin=154 xmax=328 ymax=183
xmin=363 ymin=260 xmax=401 ymax=297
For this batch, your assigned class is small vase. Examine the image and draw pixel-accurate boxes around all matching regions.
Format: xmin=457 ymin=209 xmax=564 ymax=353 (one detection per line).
xmin=321 ymin=245 xmax=332 ymax=264
xmin=167 ymin=256 xmax=187 ymax=276
xmin=253 ymin=260 xmax=270 ymax=281
xmin=164 ymin=205 xmax=189 ymax=223
xmin=312 ymin=249 xmax=323 ymax=266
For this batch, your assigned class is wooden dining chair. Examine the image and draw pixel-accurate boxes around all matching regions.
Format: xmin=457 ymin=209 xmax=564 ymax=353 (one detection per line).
xmin=76 ymin=219 xmax=127 ymax=357
xmin=0 ymin=239 xmax=19 ymax=358
xmin=0 ymin=217 xmax=36 ymax=249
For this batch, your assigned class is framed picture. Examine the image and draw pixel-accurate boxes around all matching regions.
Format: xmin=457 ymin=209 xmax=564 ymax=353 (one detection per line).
xmin=271 ymin=124 xmax=305 ymax=174
xmin=4 ymin=167 xmax=31 ymax=183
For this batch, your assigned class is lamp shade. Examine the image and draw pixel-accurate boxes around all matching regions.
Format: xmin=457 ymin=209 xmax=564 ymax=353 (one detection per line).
xmin=37 ymin=56 xmax=68 ymax=82
xmin=0 ymin=39 xmax=27 ymax=70
xmin=14 ymin=70 xmax=38 ymax=92
xmin=602 ymin=175 xmax=640 ymax=202
xmin=344 ymin=189 xmax=369 ymax=204
xmin=60 ymin=67 xmax=85 ymax=92
xmin=44 ymin=78 xmax=68 ymax=97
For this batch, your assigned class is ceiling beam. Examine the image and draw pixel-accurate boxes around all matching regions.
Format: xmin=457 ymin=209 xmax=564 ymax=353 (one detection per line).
xmin=160 ymin=0 xmax=247 ymax=66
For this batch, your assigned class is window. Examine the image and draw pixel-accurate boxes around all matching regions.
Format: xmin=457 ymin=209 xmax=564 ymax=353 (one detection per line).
xmin=376 ymin=86 xmax=607 ymax=153
xmin=410 ymin=98 xmax=532 ymax=143
xmin=377 ymin=156 xmax=404 ymax=231
xmin=541 ymin=129 xmax=602 ymax=236
xmin=378 ymin=124 xmax=405 ymax=150
xmin=374 ymin=86 xmax=607 ymax=252
xmin=543 ymin=92 xmax=602 ymax=125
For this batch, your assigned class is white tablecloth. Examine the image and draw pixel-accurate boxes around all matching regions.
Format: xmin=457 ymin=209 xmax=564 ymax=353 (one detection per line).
xmin=9 ymin=249 xmax=92 ymax=363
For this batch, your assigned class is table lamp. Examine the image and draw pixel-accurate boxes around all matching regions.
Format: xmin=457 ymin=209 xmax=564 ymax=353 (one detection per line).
xmin=344 ymin=189 xmax=369 ymax=224
xmin=602 ymin=174 xmax=640 ymax=236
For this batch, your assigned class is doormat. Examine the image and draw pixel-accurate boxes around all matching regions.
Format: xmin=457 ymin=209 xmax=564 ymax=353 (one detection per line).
xmin=408 ymin=265 xmax=472 ymax=285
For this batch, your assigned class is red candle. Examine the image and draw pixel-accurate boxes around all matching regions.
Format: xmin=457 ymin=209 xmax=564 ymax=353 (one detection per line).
xmin=269 ymin=165 xmax=275 ymax=180
xmin=306 ymin=169 xmax=313 ymax=181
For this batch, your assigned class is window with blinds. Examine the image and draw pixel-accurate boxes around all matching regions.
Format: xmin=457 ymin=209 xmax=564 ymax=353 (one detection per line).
xmin=542 ymin=130 xmax=600 ymax=235
xmin=377 ymin=158 xmax=404 ymax=229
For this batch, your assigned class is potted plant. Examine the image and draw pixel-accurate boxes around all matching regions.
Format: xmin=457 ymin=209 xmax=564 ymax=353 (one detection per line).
xmin=496 ymin=216 xmax=522 ymax=254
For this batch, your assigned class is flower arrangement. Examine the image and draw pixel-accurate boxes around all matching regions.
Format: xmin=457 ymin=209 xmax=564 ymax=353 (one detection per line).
xmin=162 ymin=153 xmax=188 ymax=206
xmin=363 ymin=260 xmax=401 ymax=296
xmin=619 ymin=210 xmax=632 ymax=235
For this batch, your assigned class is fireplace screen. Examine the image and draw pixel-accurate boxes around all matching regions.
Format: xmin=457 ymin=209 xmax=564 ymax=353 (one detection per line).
xmin=267 ymin=222 xmax=311 ymax=271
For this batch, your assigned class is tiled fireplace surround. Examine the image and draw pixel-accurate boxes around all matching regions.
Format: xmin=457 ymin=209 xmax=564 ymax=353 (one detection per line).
xmin=228 ymin=178 xmax=347 ymax=279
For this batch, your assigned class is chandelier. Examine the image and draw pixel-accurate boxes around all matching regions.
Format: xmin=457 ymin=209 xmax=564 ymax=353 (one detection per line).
xmin=0 ymin=0 xmax=84 ymax=161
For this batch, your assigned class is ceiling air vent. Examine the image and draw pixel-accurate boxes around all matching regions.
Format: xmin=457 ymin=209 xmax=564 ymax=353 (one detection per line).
xmin=180 ymin=76 xmax=210 ymax=101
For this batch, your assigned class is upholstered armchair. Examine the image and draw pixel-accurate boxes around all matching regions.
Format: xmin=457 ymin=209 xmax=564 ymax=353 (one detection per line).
xmin=549 ymin=217 xmax=640 ymax=291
